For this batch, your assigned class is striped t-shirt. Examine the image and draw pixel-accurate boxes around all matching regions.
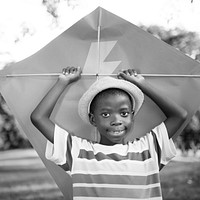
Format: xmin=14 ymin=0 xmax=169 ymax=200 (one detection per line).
xmin=45 ymin=122 xmax=176 ymax=200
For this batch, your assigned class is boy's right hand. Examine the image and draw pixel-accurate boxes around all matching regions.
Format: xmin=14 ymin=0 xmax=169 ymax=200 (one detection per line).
xmin=31 ymin=66 xmax=81 ymax=144
xmin=59 ymin=66 xmax=82 ymax=85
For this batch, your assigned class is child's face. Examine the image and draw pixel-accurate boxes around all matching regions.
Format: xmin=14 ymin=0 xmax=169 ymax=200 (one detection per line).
xmin=90 ymin=93 xmax=134 ymax=145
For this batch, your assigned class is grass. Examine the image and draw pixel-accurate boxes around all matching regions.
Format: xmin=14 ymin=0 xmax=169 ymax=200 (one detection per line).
xmin=160 ymin=159 xmax=200 ymax=200
xmin=0 ymin=149 xmax=199 ymax=200
xmin=0 ymin=149 xmax=63 ymax=200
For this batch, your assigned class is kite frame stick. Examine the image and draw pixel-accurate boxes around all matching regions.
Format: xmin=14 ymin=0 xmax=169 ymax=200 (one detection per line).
xmin=97 ymin=7 xmax=102 ymax=80
xmin=1 ymin=73 xmax=200 ymax=78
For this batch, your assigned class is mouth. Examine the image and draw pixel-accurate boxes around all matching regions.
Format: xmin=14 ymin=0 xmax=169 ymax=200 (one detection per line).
xmin=107 ymin=129 xmax=126 ymax=137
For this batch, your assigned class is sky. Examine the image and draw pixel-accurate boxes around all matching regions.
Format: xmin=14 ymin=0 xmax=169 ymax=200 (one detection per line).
xmin=1 ymin=0 xmax=200 ymax=67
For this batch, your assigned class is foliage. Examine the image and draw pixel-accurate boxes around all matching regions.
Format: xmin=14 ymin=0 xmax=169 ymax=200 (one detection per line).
xmin=1 ymin=2 xmax=200 ymax=151
xmin=177 ymin=111 xmax=200 ymax=155
xmin=143 ymin=25 xmax=200 ymax=154
xmin=42 ymin=0 xmax=78 ymax=21
xmin=42 ymin=0 xmax=60 ymax=18
xmin=142 ymin=25 xmax=200 ymax=58
xmin=160 ymin=160 xmax=200 ymax=199
xmin=0 ymin=94 xmax=32 ymax=150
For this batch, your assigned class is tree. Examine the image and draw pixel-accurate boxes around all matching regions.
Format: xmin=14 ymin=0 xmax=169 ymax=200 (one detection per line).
xmin=143 ymin=25 xmax=200 ymax=155
xmin=1 ymin=1 xmax=200 ymax=151
xmin=0 ymin=94 xmax=31 ymax=150
xmin=42 ymin=0 xmax=79 ymax=22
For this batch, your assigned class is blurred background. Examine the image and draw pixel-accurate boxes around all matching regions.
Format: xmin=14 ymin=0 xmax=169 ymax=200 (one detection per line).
xmin=0 ymin=0 xmax=200 ymax=199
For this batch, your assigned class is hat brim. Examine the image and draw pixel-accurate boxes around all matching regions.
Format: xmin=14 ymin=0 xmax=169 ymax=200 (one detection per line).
xmin=78 ymin=77 xmax=144 ymax=124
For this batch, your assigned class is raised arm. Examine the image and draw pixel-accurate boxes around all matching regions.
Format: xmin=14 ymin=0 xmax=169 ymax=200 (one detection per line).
xmin=118 ymin=69 xmax=188 ymax=139
xmin=30 ymin=67 xmax=82 ymax=143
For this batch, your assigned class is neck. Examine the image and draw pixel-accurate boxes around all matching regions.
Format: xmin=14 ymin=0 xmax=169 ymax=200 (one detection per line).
xmin=99 ymin=135 xmax=123 ymax=146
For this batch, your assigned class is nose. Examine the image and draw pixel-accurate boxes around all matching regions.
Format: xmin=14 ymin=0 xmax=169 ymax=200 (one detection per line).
xmin=110 ymin=114 xmax=122 ymax=126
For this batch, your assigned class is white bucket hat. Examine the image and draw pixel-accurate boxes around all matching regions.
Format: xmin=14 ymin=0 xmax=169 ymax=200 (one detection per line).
xmin=78 ymin=77 xmax=144 ymax=124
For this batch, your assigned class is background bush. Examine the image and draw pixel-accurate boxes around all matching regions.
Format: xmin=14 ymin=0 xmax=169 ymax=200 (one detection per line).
xmin=0 ymin=1 xmax=200 ymax=152
xmin=0 ymin=94 xmax=32 ymax=150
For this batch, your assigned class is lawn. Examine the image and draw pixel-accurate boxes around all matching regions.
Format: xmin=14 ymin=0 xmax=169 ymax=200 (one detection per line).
xmin=0 ymin=149 xmax=63 ymax=200
xmin=0 ymin=149 xmax=199 ymax=200
xmin=160 ymin=158 xmax=200 ymax=200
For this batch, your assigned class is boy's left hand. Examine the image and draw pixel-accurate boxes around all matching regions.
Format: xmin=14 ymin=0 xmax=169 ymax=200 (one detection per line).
xmin=117 ymin=69 xmax=145 ymax=85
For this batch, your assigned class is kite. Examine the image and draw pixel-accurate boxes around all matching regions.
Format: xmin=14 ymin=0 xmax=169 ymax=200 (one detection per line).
xmin=1 ymin=7 xmax=200 ymax=199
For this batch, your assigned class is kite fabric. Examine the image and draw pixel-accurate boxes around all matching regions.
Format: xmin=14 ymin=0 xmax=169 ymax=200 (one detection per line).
xmin=1 ymin=6 xmax=200 ymax=199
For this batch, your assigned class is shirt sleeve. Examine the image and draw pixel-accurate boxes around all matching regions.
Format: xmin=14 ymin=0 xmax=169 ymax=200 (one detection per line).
xmin=45 ymin=124 xmax=72 ymax=171
xmin=151 ymin=122 xmax=176 ymax=166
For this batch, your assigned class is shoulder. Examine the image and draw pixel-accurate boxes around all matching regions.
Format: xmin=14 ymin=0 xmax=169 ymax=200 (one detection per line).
xmin=54 ymin=124 xmax=94 ymax=146
xmin=130 ymin=123 xmax=171 ymax=150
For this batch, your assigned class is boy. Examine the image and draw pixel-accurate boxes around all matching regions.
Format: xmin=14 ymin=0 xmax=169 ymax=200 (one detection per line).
xmin=31 ymin=66 xmax=187 ymax=200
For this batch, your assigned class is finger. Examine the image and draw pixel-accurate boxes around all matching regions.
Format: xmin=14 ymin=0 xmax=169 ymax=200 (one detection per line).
xmin=77 ymin=66 xmax=82 ymax=75
xmin=128 ymin=69 xmax=138 ymax=77
xmin=117 ymin=69 xmax=124 ymax=76
xmin=117 ymin=71 xmax=127 ymax=79
xmin=122 ymin=70 xmax=129 ymax=75
xmin=133 ymin=70 xmax=138 ymax=77
xmin=117 ymin=72 xmax=123 ymax=79
xmin=66 ymin=66 xmax=71 ymax=74
xmin=68 ymin=66 xmax=75 ymax=74
xmin=62 ymin=68 xmax=68 ymax=75
xmin=72 ymin=67 xmax=81 ymax=76
xmin=128 ymin=69 xmax=134 ymax=76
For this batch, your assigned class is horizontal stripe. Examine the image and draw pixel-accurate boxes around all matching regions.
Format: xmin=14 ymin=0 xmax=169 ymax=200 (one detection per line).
xmin=72 ymin=158 xmax=159 ymax=176
xmin=73 ymin=185 xmax=161 ymax=198
xmin=73 ymin=183 xmax=161 ymax=189
xmin=72 ymin=173 xmax=160 ymax=185
xmin=74 ymin=197 xmax=162 ymax=200
xmin=72 ymin=169 xmax=159 ymax=177
xmin=76 ymin=140 xmax=149 ymax=156
xmin=78 ymin=149 xmax=151 ymax=161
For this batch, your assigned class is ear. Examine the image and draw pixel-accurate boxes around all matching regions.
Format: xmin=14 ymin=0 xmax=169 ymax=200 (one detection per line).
xmin=89 ymin=113 xmax=96 ymax=126
xmin=131 ymin=110 xmax=135 ymax=121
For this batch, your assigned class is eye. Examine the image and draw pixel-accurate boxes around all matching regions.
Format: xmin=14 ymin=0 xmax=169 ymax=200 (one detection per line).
xmin=101 ymin=113 xmax=110 ymax=118
xmin=120 ymin=111 xmax=129 ymax=117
